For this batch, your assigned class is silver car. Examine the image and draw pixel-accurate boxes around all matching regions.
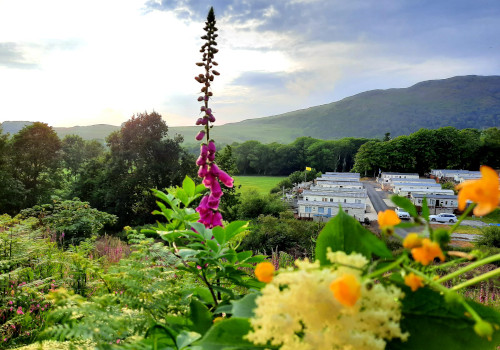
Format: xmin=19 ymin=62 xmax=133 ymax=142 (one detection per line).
xmin=429 ymin=213 xmax=458 ymax=223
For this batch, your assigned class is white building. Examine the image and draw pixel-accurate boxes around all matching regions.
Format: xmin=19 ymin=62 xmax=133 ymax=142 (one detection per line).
xmin=302 ymin=190 xmax=367 ymax=206
xmin=314 ymin=180 xmax=364 ymax=190
xmin=410 ymin=194 xmax=458 ymax=214
xmin=297 ymin=200 xmax=366 ymax=222
xmin=398 ymin=188 xmax=454 ymax=197
xmin=393 ymin=182 xmax=442 ymax=195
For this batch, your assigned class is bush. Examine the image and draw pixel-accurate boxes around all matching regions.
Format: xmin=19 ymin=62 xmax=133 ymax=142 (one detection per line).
xmin=475 ymin=226 xmax=500 ymax=248
xmin=241 ymin=213 xmax=324 ymax=257
xmin=236 ymin=190 xmax=287 ymax=219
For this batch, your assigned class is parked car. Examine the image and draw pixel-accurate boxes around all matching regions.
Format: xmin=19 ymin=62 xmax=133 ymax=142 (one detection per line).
xmin=429 ymin=213 xmax=458 ymax=223
xmin=395 ymin=207 xmax=411 ymax=220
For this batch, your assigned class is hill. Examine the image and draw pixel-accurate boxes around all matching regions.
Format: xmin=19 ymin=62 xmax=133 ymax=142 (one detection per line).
xmin=0 ymin=122 xmax=119 ymax=143
xmin=2 ymin=75 xmax=499 ymax=144
xmin=172 ymin=75 xmax=500 ymax=144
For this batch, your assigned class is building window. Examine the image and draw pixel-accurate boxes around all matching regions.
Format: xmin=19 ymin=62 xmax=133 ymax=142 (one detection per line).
xmin=305 ymin=207 xmax=312 ymax=213
xmin=330 ymin=198 xmax=333 ymax=202
xmin=355 ymin=199 xmax=361 ymax=204
xmin=318 ymin=207 xmax=324 ymax=214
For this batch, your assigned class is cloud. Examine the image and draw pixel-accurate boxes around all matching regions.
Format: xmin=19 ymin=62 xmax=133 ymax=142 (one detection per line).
xmin=0 ymin=43 xmax=39 ymax=69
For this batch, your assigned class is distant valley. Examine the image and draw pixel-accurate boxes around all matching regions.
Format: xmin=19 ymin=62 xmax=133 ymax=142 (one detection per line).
xmin=2 ymin=75 xmax=499 ymax=144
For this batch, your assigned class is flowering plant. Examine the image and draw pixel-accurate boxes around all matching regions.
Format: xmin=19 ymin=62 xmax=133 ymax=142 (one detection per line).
xmin=39 ymin=7 xmax=500 ymax=350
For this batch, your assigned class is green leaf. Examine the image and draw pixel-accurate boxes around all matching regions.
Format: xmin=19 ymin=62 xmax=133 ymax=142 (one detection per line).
xmin=178 ymin=249 xmax=198 ymax=259
xmin=195 ymin=318 xmax=272 ymax=350
xmin=177 ymin=331 xmax=201 ymax=349
xmin=421 ymin=196 xmax=430 ymax=221
xmin=145 ymin=324 xmax=177 ymax=348
xmin=237 ymin=251 xmax=253 ymax=262
xmin=183 ymin=176 xmax=196 ymax=197
xmin=391 ymin=195 xmax=418 ymax=217
xmin=212 ymin=226 xmax=226 ymax=245
xmin=225 ymin=221 xmax=248 ymax=241
xmin=231 ymin=293 xmax=259 ymax=318
xmin=387 ymin=286 xmax=500 ymax=350
xmin=177 ymin=188 xmax=189 ymax=206
xmin=206 ymin=239 xmax=219 ymax=253
xmin=315 ymin=208 xmax=392 ymax=265
xmin=189 ymin=299 xmax=212 ymax=335
xmin=195 ymin=183 xmax=207 ymax=195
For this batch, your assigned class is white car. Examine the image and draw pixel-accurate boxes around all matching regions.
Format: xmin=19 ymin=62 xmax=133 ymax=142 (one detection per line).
xmin=429 ymin=213 xmax=458 ymax=223
xmin=395 ymin=207 xmax=411 ymax=220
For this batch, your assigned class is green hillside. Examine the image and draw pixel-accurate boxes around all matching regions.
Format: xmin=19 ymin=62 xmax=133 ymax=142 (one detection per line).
xmin=2 ymin=75 xmax=499 ymax=144
xmin=172 ymin=75 xmax=500 ymax=144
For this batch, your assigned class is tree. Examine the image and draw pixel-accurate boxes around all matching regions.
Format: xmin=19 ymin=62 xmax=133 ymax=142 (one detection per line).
xmin=10 ymin=122 xmax=62 ymax=207
xmin=0 ymin=127 xmax=25 ymax=214
xmin=73 ymin=112 xmax=196 ymax=226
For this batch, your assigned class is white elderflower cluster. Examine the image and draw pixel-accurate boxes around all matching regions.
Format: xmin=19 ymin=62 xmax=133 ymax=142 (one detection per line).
xmin=246 ymin=253 xmax=408 ymax=350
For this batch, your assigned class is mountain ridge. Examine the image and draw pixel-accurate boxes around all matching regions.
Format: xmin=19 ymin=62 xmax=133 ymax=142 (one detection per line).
xmin=2 ymin=75 xmax=499 ymax=144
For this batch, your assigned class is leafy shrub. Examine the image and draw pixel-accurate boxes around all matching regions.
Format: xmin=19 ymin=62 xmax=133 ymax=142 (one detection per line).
xmin=475 ymin=226 xmax=500 ymax=248
xmin=236 ymin=190 xmax=287 ymax=219
xmin=19 ymin=198 xmax=117 ymax=244
xmin=241 ymin=213 xmax=324 ymax=257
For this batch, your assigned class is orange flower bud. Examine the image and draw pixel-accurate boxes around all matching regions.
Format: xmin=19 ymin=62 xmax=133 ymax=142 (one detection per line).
xmin=377 ymin=210 xmax=401 ymax=228
xmin=456 ymin=165 xmax=499 ymax=216
xmin=403 ymin=233 xmax=423 ymax=249
xmin=404 ymin=272 xmax=424 ymax=292
xmin=255 ymin=262 xmax=274 ymax=283
xmin=329 ymin=274 xmax=361 ymax=307
xmin=411 ymin=238 xmax=445 ymax=265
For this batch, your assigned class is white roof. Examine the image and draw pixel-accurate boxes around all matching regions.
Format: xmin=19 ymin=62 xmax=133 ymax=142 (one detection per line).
xmin=303 ymin=190 xmax=367 ymax=198
xmin=298 ymin=200 xmax=365 ymax=209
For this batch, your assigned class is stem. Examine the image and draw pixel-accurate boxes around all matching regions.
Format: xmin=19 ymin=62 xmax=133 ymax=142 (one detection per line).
xmin=367 ymin=255 xmax=407 ymax=279
xmin=201 ymin=269 xmax=218 ymax=307
xmin=435 ymin=253 xmax=500 ymax=284
xmin=448 ymin=203 xmax=475 ymax=234
xmin=430 ymin=257 xmax=468 ymax=271
xmin=451 ymin=267 xmax=500 ymax=291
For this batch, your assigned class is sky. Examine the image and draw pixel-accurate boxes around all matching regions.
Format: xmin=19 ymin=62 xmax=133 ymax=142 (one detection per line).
xmin=0 ymin=0 xmax=499 ymax=128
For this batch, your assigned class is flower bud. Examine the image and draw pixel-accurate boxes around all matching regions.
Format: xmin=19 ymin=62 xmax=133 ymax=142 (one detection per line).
xmin=197 ymin=96 xmax=204 ymax=102
xmin=200 ymin=143 xmax=209 ymax=156
xmin=196 ymin=62 xmax=204 ymax=66
xmin=195 ymin=118 xmax=203 ymax=125
xmin=201 ymin=106 xmax=207 ymax=112
xmin=198 ymin=165 xmax=208 ymax=178
xmin=207 ymin=114 xmax=216 ymax=122
xmin=212 ymin=61 xmax=218 ymax=66
xmin=208 ymin=152 xmax=215 ymax=162
xmin=208 ymin=141 xmax=216 ymax=153
xmin=196 ymin=156 xmax=206 ymax=166
xmin=195 ymin=130 xmax=205 ymax=141
xmin=218 ymin=170 xmax=234 ymax=188
xmin=212 ymin=70 xmax=220 ymax=75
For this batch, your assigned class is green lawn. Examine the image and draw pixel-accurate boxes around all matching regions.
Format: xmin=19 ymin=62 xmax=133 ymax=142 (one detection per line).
xmin=233 ymin=176 xmax=287 ymax=195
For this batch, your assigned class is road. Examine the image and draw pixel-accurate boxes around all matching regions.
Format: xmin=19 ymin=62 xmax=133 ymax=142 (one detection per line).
xmin=363 ymin=180 xmax=388 ymax=213
xmin=361 ymin=179 xmax=480 ymax=242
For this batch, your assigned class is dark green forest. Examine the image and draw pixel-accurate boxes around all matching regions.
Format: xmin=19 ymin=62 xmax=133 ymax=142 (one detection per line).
xmin=1 ymin=115 xmax=498 ymax=228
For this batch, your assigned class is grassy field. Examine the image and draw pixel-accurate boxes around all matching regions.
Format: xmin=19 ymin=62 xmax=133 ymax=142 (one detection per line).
xmin=233 ymin=176 xmax=287 ymax=195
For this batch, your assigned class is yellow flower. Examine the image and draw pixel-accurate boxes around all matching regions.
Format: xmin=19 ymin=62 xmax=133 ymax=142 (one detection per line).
xmin=255 ymin=262 xmax=275 ymax=283
xmin=329 ymin=274 xmax=361 ymax=307
xmin=411 ymin=238 xmax=445 ymax=265
xmin=378 ymin=210 xmax=401 ymax=228
xmin=456 ymin=165 xmax=500 ymax=216
xmin=403 ymin=233 xmax=423 ymax=249
xmin=404 ymin=272 xmax=424 ymax=292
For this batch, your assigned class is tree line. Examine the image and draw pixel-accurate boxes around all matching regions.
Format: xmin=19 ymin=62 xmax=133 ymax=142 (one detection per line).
xmin=352 ymin=127 xmax=500 ymax=176
xmin=229 ymin=137 xmax=371 ymax=175
xmin=0 ymin=112 xmax=196 ymax=226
